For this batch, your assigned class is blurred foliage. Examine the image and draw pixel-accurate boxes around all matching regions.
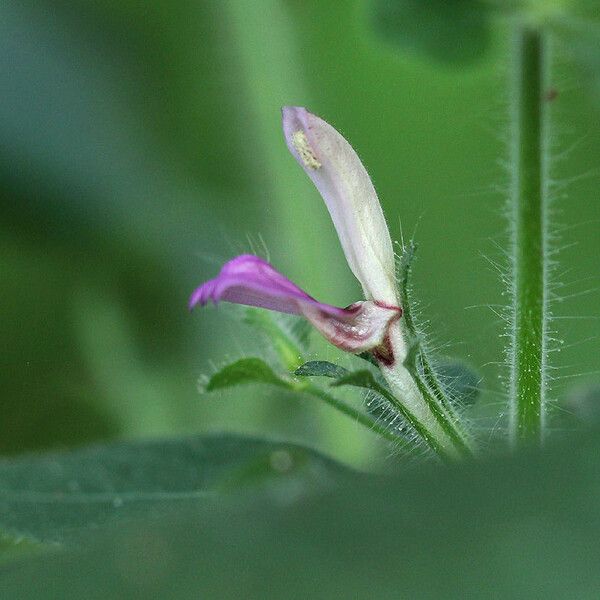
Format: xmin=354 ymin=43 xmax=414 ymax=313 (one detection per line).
xmin=2 ymin=1 xmax=600 ymax=596
xmin=1 ymin=0 xmax=600 ymax=466
xmin=3 ymin=425 xmax=600 ymax=596
xmin=368 ymin=0 xmax=493 ymax=64
xmin=0 ymin=433 xmax=352 ymax=544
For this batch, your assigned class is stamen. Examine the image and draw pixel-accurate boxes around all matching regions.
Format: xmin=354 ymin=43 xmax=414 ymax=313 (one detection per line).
xmin=292 ymin=130 xmax=321 ymax=170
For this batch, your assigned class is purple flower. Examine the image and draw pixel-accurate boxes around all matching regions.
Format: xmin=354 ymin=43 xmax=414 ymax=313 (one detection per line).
xmin=189 ymin=107 xmax=474 ymax=458
xmin=189 ymin=254 xmax=400 ymax=354
xmin=190 ymin=107 xmax=404 ymax=359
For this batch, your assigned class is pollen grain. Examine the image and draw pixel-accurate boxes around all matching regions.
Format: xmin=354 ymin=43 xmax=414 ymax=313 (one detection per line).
xmin=292 ymin=130 xmax=321 ymax=170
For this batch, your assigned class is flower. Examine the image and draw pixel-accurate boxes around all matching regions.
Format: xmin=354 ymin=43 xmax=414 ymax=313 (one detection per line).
xmin=190 ymin=107 xmax=470 ymax=458
xmin=189 ymin=254 xmax=400 ymax=354
xmin=190 ymin=107 xmax=403 ymax=360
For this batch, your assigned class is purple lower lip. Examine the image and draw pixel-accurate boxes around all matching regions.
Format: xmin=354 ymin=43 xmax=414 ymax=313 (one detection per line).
xmin=189 ymin=254 xmax=401 ymax=354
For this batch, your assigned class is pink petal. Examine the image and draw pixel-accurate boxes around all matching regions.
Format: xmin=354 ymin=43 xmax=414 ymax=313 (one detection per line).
xmin=190 ymin=255 xmax=401 ymax=354
xmin=282 ymin=106 xmax=398 ymax=305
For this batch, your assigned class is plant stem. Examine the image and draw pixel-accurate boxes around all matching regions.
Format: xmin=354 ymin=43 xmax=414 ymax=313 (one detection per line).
xmin=369 ymin=370 xmax=455 ymax=462
xmin=413 ymin=361 xmax=474 ymax=457
xmin=395 ymin=244 xmax=474 ymax=458
xmin=301 ymin=384 xmax=411 ymax=449
xmin=509 ymin=26 xmax=548 ymax=447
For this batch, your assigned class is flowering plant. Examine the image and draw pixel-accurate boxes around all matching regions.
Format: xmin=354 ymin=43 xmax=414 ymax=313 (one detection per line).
xmin=190 ymin=107 xmax=473 ymax=460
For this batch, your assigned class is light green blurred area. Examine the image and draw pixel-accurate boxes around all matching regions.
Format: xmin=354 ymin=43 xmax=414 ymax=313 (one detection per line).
xmin=2 ymin=0 xmax=599 ymax=465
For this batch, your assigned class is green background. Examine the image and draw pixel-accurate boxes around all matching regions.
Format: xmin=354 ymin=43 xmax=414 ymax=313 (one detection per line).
xmin=2 ymin=0 xmax=600 ymax=466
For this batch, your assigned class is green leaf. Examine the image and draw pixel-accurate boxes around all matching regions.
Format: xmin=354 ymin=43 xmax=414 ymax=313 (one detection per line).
xmin=0 ymin=434 xmax=354 ymax=545
xmin=296 ymin=362 xmax=411 ymax=442
xmin=242 ymin=309 xmax=307 ymax=369
xmin=289 ymin=318 xmax=313 ymax=351
xmin=435 ymin=359 xmax=481 ymax=407
xmin=5 ymin=430 xmax=600 ymax=597
xmin=328 ymin=368 xmax=398 ymax=421
xmin=331 ymin=369 xmax=385 ymax=394
xmin=356 ymin=352 xmax=380 ymax=367
xmin=333 ymin=370 xmax=454 ymax=456
xmin=368 ymin=0 xmax=493 ymax=65
xmin=0 ymin=533 xmax=47 ymax=564
xmin=294 ymin=361 xmax=349 ymax=379
xmin=203 ymin=358 xmax=291 ymax=392
xmin=394 ymin=242 xmax=474 ymax=456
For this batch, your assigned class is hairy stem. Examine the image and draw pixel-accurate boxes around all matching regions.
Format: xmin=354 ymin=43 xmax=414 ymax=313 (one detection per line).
xmin=509 ymin=26 xmax=549 ymax=447
xmin=414 ymin=360 xmax=474 ymax=457
xmin=381 ymin=363 xmax=463 ymax=462
xmin=301 ymin=384 xmax=411 ymax=449
xmin=395 ymin=244 xmax=475 ymax=458
xmin=377 ymin=364 xmax=456 ymax=462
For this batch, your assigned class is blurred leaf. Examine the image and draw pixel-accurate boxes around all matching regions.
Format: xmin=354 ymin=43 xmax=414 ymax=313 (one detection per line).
xmin=552 ymin=16 xmax=600 ymax=98
xmin=566 ymin=1 xmax=600 ymax=21
xmin=0 ymin=534 xmax=47 ymax=564
xmin=294 ymin=361 xmax=349 ymax=379
xmin=0 ymin=0 xmax=234 ymax=453
xmin=0 ymin=434 xmax=353 ymax=545
xmin=368 ymin=0 xmax=493 ymax=64
xmin=289 ymin=318 xmax=313 ymax=351
xmin=5 ymin=429 xmax=600 ymax=597
xmin=434 ymin=359 xmax=481 ymax=407
xmin=565 ymin=382 xmax=600 ymax=427
xmin=242 ymin=309 xmax=307 ymax=370
xmin=203 ymin=358 xmax=292 ymax=392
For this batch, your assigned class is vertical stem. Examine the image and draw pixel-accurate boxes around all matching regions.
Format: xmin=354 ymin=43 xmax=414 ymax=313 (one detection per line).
xmin=509 ymin=26 xmax=548 ymax=447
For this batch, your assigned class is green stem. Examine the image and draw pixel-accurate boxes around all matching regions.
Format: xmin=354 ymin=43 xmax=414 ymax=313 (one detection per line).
xmin=414 ymin=361 xmax=474 ymax=458
xmin=509 ymin=26 xmax=548 ymax=447
xmin=370 ymin=377 xmax=454 ymax=463
xmin=396 ymin=243 xmax=474 ymax=458
xmin=301 ymin=384 xmax=411 ymax=450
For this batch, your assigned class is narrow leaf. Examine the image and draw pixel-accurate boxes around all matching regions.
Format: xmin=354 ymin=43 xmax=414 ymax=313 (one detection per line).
xmin=435 ymin=359 xmax=481 ymax=407
xmin=242 ymin=308 xmax=305 ymax=369
xmin=357 ymin=352 xmax=379 ymax=367
xmin=331 ymin=369 xmax=385 ymax=394
xmin=204 ymin=358 xmax=291 ymax=392
xmin=333 ymin=370 xmax=449 ymax=457
xmin=294 ymin=361 xmax=349 ymax=379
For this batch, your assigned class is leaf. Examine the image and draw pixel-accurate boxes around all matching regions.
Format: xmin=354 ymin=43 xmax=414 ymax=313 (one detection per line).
xmin=294 ymin=361 xmax=349 ymax=379
xmin=242 ymin=309 xmax=307 ymax=369
xmin=4 ymin=430 xmax=600 ymax=597
xmin=296 ymin=362 xmax=411 ymax=441
xmin=332 ymin=370 xmax=438 ymax=446
xmin=435 ymin=359 xmax=481 ymax=407
xmin=356 ymin=352 xmax=379 ymax=367
xmin=203 ymin=358 xmax=292 ymax=392
xmin=296 ymin=358 xmax=390 ymax=391
xmin=289 ymin=318 xmax=313 ymax=351
xmin=0 ymin=534 xmax=47 ymax=564
xmin=331 ymin=369 xmax=386 ymax=395
xmin=0 ymin=434 xmax=355 ymax=545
